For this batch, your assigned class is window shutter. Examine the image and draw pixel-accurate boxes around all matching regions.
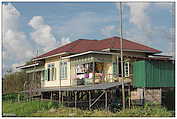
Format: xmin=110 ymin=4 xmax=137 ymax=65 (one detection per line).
xmin=41 ymin=71 xmax=45 ymax=81
xmin=50 ymin=68 xmax=53 ymax=81
xmin=54 ymin=68 xmax=56 ymax=80
xmin=60 ymin=62 xmax=62 ymax=80
xmin=113 ymin=62 xmax=118 ymax=77
xmin=44 ymin=70 xmax=48 ymax=81
xmin=60 ymin=62 xmax=67 ymax=80
xmin=65 ymin=62 xmax=67 ymax=79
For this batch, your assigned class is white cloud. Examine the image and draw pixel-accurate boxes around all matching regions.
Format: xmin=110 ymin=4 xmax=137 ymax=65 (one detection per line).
xmin=125 ymin=3 xmax=150 ymax=29
xmin=2 ymin=3 xmax=20 ymax=32
xmin=2 ymin=3 xmax=33 ymax=72
xmin=56 ymin=12 xmax=115 ymax=39
xmin=155 ymin=2 xmax=174 ymax=9
xmin=28 ymin=16 xmax=57 ymax=52
xmin=115 ymin=3 xmax=153 ymax=45
xmin=159 ymin=27 xmax=175 ymax=57
xmin=101 ymin=25 xmax=116 ymax=37
xmin=116 ymin=2 xmax=175 ymax=58
xmin=60 ymin=37 xmax=71 ymax=46
xmin=3 ymin=30 xmax=33 ymax=60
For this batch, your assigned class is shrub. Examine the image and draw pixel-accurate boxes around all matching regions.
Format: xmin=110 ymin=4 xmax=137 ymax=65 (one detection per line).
xmin=114 ymin=104 xmax=173 ymax=117
xmin=3 ymin=100 xmax=60 ymax=116
xmin=3 ymin=101 xmax=173 ymax=117
xmin=3 ymin=93 xmax=27 ymax=102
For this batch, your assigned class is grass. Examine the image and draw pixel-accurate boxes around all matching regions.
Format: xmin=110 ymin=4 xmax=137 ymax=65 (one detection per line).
xmin=2 ymin=100 xmax=173 ymax=117
xmin=2 ymin=100 xmax=60 ymax=116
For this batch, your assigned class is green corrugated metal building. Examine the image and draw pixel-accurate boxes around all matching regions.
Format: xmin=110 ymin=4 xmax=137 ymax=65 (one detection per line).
xmin=133 ymin=60 xmax=175 ymax=88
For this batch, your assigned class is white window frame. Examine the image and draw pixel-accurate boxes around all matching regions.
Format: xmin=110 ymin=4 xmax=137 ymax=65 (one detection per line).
xmin=47 ymin=64 xmax=55 ymax=81
xmin=60 ymin=62 xmax=67 ymax=80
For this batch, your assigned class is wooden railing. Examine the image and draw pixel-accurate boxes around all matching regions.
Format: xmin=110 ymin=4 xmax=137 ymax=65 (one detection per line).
xmin=94 ymin=73 xmax=132 ymax=83
xmin=72 ymin=73 xmax=132 ymax=86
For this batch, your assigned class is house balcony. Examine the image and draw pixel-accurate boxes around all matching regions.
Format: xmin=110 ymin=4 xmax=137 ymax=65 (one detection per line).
xmin=71 ymin=73 xmax=132 ymax=86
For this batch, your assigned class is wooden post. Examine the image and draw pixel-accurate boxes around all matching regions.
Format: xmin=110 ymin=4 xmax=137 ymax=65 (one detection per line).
xmin=117 ymin=55 xmax=119 ymax=80
xmin=18 ymin=93 xmax=20 ymax=102
xmin=65 ymin=91 xmax=68 ymax=105
xmin=51 ymin=91 xmax=53 ymax=101
xmin=89 ymin=91 xmax=91 ymax=110
xmin=75 ymin=91 xmax=77 ymax=108
xmin=61 ymin=91 xmax=63 ymax=104
xmin=143 ymin=88 xmax=145 ymax=106
xmin=59 ymin=91 xmax=61 ymax=104
xmin=128 ymin=85 xmax=131 ymax=108
xmin=105 ymin=90 xmax=108 ymax=111
xmin=41 ymin=92 xmax=43 ymax=100
xmin=92 ymin=61 xmax=95 ymax=84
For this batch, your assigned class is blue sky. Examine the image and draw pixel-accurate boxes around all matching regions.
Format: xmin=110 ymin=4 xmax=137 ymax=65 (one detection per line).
xmin=2 ymin=2 xmax=175 ymax=73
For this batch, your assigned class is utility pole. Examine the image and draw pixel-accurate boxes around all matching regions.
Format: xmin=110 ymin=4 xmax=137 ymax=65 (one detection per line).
xmin=120 ymin=2 xmax=125 ymax=109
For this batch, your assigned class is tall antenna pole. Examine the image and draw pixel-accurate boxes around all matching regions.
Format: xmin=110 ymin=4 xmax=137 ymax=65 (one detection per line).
xmin=120 ymin=2 xmax=125 ymax=109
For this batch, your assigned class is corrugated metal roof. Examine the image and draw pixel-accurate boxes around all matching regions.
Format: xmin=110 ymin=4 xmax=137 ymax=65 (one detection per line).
xmin=34 ymin=36 xmax=161 ymax=60
xmin=125 ymin=55 xmax=173 ymax=61
xmin=21 ymin=82 xmax=130 ymax=93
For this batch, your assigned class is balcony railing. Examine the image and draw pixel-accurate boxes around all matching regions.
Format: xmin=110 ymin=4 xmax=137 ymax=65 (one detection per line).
xmin=71 ymin=73 xmax=132 ymax=86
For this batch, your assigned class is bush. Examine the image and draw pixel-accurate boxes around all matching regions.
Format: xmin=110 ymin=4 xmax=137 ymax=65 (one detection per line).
xmin=114 ymin=103 xmax=173 ymax=117
xmin=3 ymin=93 xmax=27 ymax=102
xmin=3 ymin=100 xmax=60 ymax=116
xmin=3 ymin=101 xmax=173 ymax=117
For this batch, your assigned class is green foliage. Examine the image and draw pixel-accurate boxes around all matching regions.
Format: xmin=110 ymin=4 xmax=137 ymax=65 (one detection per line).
xmin=3 ymin=101 xmax=173 ymax=117
xmin=3 ymin=93 xmax=27 ymax=102
xmin=3 ymin=101 xmax=60 ymax=116
xmin=114 ymin=103 xmax=173 ymax=117
xmin=3 ymin=93 xmax=18 ymax=102
xmin=3 ymin=71 xmax=27 ymax=94
xmin=32 ymin=107 xmax=85 ymax=117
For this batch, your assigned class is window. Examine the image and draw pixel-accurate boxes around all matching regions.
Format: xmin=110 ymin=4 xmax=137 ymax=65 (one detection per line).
xmin=118 ymin=60 xmax=130 ymax=77
xmin=60 ymin=62 xmax=67 ymax=80
xmin=41 ymin=70 xmax=45 ymax=81
xmin=124 ymin=62 xmax=129 ymax=77
xmin=47 ymin=64 xmax=55 ymax=81
xmin=113 ymin=62 xmax=118 ymax=77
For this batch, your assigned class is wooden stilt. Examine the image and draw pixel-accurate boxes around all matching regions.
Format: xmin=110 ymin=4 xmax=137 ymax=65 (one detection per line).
xmin=90 ymin=90 xmax=105 ymax=108
xmin=89 ymin=91 xmax=91 ymax=110
xmin=61 ymin=91 xmax=63 ymax=104
xmin=128 ymin=85 xmax=131 ymax=108
xmin=105 ymin=90 xmax=108 ymax=111
xmin=93 ymin=61 xmax=95 ymax=84
xmin=75 ymin=91 xmax=77 ymax=108
xmin=59 ymin=91 xmax=61 ymax=104
xmin=17 ymin=93 xmax=20 ymax=102
xmin=41 ymin=92 xmax=43 ymax=100
xmin=51 ymin=91 xmax=53 ymax=101
xmin=58 ymin=91 xmax=60 ymax=103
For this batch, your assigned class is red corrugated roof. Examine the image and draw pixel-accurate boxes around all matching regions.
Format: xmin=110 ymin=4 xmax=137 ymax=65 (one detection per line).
xmin=34 ymin=36 xmax=161 ymax=60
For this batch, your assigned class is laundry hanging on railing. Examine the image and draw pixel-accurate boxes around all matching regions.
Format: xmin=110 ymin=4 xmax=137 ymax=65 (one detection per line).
xmin=75 ymin=63 xmax=93 ymax=74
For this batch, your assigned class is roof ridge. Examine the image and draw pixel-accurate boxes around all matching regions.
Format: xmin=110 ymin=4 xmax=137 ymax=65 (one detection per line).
xmin=122 ymin=38 xmax=160 ymax=52
xmin=103 ymin=36 xmax=160 ymax=52
xmin=67 ymin=39 xmax=83 ymax=51
xmin=35 ymin=39 xmax=81 ymax=58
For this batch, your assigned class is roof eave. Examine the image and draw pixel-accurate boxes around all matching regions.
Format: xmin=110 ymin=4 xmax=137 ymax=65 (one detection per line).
xmin=16 ymin=63 xmax=39 ymax=69
xmin=32 ymin=52 xmax=75 ymax=61
xmin=62 ymin=51 xmax=120 ymax=59
xmin=109 ymin=48 xmax=161 ymax=54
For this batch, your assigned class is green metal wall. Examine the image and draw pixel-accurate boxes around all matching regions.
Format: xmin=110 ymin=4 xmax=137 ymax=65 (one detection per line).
xmin=133 ymin=60 xmax=175 ymax=88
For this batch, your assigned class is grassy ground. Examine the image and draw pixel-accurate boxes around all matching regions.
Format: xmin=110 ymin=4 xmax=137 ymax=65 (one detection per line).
xmin=2 ymin=101 xmax=173 ymax=117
